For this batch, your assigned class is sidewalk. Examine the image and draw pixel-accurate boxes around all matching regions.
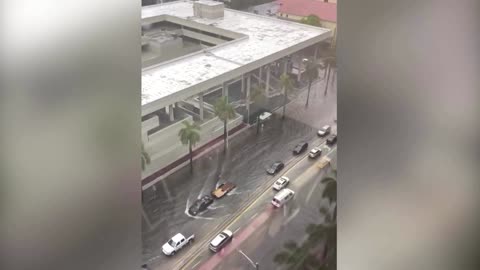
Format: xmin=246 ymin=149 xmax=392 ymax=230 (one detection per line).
xmin=141 ymin=122 xmax=248 ymax=188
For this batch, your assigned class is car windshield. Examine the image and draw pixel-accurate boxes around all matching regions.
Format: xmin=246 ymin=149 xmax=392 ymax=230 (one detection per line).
xmin=276 ymin=179 xmax=285 ymax=184
xmin=167 ymin=239 xmax=176 ymax=246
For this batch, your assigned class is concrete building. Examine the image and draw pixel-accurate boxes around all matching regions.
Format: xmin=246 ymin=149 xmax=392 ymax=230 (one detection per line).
xmin=141 ymin=0 xmax=331 ymax=188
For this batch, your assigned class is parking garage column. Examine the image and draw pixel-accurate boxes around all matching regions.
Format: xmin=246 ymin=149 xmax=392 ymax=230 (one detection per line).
xmin=222 ymin=82 xmax=228 ymax=102
xmin=297 ymin=58 xmax=302 ymax=82
xmin=199 ymin=93 xmax=204 ymax=121
xmin=168 ymin=104 xmax=174 ymax=121
xmin=240 ymin=74 xmax=245 ymax=94
xmin=265 ymin=64 xmax=270 ymax=96
xmin=259 ymin=65 xmax=263 ymax=82
xmin=246 ymin=73 xmax=251 ymax=124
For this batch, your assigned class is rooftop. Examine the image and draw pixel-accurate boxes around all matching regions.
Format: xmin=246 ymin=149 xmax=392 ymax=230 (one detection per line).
xmin=141 ymin=0 xmax=331 ymax=114
xmin=278 ymin=0 xmax=337 ymax=22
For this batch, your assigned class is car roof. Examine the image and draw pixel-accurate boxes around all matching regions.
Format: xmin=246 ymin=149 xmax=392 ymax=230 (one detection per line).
xmin=222 ymin=229 xmax=233 ymax=236
xmin=322 ymin=125 xmax=330 ymax=129
xmin=211 ymin=231 xmax=231 ymax=246
xmin=274 ymin=188 xmax=294 ymax=200
xmin=311 ymin=148 xmax=320 ymax=152
xmin=171 ymin=233 xmax=184 ymax=242
xmin=276 ymin=178 xmax=286 ymax=183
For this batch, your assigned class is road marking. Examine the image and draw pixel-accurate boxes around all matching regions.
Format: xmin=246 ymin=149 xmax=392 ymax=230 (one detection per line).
xmin=283 ymin=208 xmax=300 ymax=226
xmin=306 ymin=173 xmax=323 ymax=203
xmin=190 ymin=261 xmax=201 ymax=270
xmin=248 ymin=212 xmax=259 ymax=221
xmin=233 ymin=227 xmax=241 ymax=234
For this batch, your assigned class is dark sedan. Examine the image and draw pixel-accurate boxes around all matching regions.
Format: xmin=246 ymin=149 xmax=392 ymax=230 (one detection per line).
xmin=188 ymin=195 xmax=214 ymax=216
xmin=326 ymin=134 xmax=337 ymax=145
xmin=267 ymin=161 xmax=285 ymax=175
xmin=293 ymin=142 xmax=308 ymax=155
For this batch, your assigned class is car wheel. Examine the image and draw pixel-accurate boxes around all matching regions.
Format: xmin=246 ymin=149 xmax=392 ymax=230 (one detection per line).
xmin=188 ymin=238 xmax=193 ymax=244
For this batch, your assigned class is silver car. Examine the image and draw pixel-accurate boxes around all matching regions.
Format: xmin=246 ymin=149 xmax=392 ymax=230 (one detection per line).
xmin=317 ymin=125 xmax=331 ymax=137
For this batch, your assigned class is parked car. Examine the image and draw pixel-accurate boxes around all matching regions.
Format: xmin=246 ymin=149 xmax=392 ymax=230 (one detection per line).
xmin=317 ymin=125 xmax=331 ymax=137
xmin=326 ymin=133 xmax=337 ymax=145
xmin=309 ymin=147 xmax=322 ymax=159
xmin=271 ymin=188 xmax=295 ymax=208
xmin=211 ymin=182 xmax=236 ymax=199
xmin=272 ymin=176 xmax=290 ymax=191
xmin=162 ymin=233 xmax=194 ymax=256
xmin=293 ymin=142 xmax=308 ymax=155
xmin=258 ymin=111 xmax=272 ymax=122
xmin=209 ymin=229 xmax=233 ymax=252
xmin=188 ymin=195 xmax=214 ymax=216
xmin=267 ymin=161 xmax=285 ymax=175
xmin=317 ymin=156 xmax=331 ymax=169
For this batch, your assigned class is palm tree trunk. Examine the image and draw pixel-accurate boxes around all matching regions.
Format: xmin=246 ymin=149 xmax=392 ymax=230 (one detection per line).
xmin=324 ymin=63 xmax=331 ymax=96
xmin=282 ymin=87 xmax=287 ymax=119
xmin=189 ymin=143 xmax=193 ymax=172
xmin=256 ymin=114 xmax=260 ymax=134
xmin=306 ymin=80 xmax=312 ymax=107
xmin=223 ymin=119 xmax=228 ymax=152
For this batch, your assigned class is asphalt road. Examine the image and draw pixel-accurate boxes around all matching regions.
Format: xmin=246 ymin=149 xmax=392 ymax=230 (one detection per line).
xmin=142 ymin=75 xmax=337 ymax=270
xmin=204 ymin=148 xmax=337 ymax=270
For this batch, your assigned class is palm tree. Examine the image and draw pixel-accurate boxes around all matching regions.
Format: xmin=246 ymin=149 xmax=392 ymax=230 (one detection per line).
xmin=280 ymin=73 xmax=294 ymax=119
xmin=213 ymin=96 xmax=236 ymax=152
xmin=304 ymin=60 xmax=319 ymax=107
xmin=250 ymin=83 xmax=266 ymax=133
xmin=178 ymin=121 xmax=201 ymax=172
xmin=141 ymin=142 xmax=150 ymax=171
xmin=321 ymin=177 xmax=337 ymax=204
xmin=323 ymin=56 xmax=336 ymax=96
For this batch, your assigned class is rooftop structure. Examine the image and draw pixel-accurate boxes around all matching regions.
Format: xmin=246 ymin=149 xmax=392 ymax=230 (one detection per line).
xmin=278 ymin=0 xmax=337 ymax=23
xmin=141 ymin=0 xmax=331 ymax=116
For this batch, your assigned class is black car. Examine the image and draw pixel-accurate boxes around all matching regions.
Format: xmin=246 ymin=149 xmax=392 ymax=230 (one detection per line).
xmin=188 ymin=195 xmax=214 ymax=216
xmin=267 ymin=161 xmax=285 ymax=175
xmin=326 ymin=134 xmax=337 ymax=145
xmin=293 ymin=142 xmax=309 ymax=155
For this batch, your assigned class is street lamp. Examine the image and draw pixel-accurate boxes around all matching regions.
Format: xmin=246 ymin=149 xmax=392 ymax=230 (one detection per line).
xmin=237 ymin=249 xmax=259 ymax=269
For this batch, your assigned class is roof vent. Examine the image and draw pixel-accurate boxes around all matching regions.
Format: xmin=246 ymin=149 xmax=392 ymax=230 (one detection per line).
xmin=193 ymin=0 xmax=224 ymax=19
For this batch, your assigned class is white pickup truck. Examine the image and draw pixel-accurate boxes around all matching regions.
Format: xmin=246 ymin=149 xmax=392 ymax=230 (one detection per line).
xmin=162 ymin=233 xmax=195 ymax=256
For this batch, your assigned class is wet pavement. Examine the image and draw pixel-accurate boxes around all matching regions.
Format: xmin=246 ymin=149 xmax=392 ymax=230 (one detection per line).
xmin=208 ymin=151 xmax=337 ymax=270
xmin=142 ymin=71 xmax=337 ymax=269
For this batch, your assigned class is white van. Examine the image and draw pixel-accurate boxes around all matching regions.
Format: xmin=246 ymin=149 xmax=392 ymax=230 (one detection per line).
xmin=271 ymin=188 xmax=295 ymax=207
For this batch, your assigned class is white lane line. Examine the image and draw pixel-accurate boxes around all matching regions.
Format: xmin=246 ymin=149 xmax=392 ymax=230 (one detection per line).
xmin=284 ymin=208 xmax=300 ymax=226
xmin=234 ymin=227 xmax=241 ymax=234
xmin=190 ymin=261 xmax=201 ymax=270
xmin=306 ymin=174 xmax=323 ymax=203
xmin=248 ymin=212 xmax=259 ymax=222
